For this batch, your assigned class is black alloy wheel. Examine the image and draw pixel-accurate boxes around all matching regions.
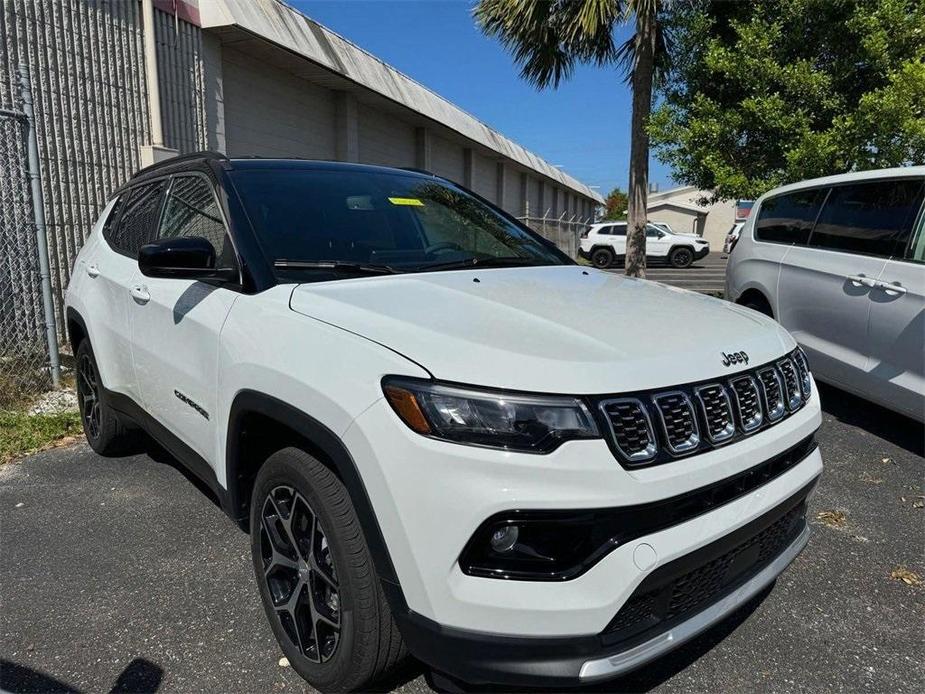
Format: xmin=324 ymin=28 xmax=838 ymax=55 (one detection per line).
xmin=259 ymin=484 xmax=341 ymax=663
xmin=670 ymin=247 xmax=694 ymax=268
xmin=77 ymin=351 xmax=102 ymax=442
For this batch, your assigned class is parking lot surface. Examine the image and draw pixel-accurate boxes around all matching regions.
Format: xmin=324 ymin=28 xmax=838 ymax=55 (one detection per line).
xmin=610 ymin=253 xmax=728 ymax=294
xmin=1 ymin=385 xmax=923 ymax=693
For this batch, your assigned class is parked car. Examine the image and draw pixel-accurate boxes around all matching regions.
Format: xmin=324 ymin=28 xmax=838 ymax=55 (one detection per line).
xmin=723 ymin=221 xmax=745 ymax=254
xmin=726 ymin=166 xmax=924 ymax=422
xmin=579 ymin=221 xmax=710 ymax=268
xmin=66 ymin=153 xmax=822 ymax=691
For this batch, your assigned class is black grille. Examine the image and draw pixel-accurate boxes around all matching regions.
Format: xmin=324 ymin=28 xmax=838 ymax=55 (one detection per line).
xmin=694 ymin=384 xmax=734 ymax=443
xmin=778 ymin=359 xmax=802 ymax=410
xmin=596 ymin=350 xmax=810 ymax=468
xmin=602 ymin=492 xmax=809 ymax=645
xmin=757 ymin=367 xmax=785 ymax=421
xmin=653 ymin=393 xmax=699 ymax=452
xmin=730 ymin=376 xmax=763 ymax=431
xmin=602 ymin=399 xmax=656 ymax=462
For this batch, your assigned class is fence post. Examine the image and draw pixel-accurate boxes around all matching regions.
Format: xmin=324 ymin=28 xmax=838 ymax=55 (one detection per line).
xmin=19 ymin=63 xmax=60 ymax=388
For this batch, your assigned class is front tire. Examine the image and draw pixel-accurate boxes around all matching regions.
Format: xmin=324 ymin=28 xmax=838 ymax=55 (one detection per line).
xmin=75 ymin=339 xmax=135 ymax=455
xmin=668 ymin=246 xmax=694 ymax=268
xmin=591 ymin=247 xmax=615 ymax=269
xmin=250 ymin=447 xmax=406 ymax=692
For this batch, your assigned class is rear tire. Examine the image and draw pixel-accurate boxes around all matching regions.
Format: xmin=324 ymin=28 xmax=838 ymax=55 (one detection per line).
xmin=591 ymin=247 xmax=615 ymax=269
xmin=75 ymin=339 xmax=135 ymax=456
xmin=668 ymin=246 xmax=694 ymax=268
xmin=250 ymin=447 xmax=406 ymax=692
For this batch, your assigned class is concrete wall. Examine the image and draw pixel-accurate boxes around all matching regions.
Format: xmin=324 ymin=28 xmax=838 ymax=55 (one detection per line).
xmin=357 ymin=104 xmax=416 ymax=168
xmin=431 ymin=134 xmax=465 ymax=183
xmin=222 ymin=46 xmax=336 ymax=159
xmin=647 ymin=187 xmax=736 ymax=246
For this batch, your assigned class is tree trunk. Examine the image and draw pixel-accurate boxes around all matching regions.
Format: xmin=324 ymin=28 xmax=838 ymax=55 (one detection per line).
xmin=625 ymin=4 xmax=658 ymax=278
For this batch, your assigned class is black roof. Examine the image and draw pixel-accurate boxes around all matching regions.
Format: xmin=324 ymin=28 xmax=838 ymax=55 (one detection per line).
xmin=123 ymin=151 xmax=439 ymax=191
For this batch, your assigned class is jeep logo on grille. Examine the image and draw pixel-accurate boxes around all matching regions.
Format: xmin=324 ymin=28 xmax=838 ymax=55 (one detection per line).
xmin=721 ymin=351 xmax=749 ymax=367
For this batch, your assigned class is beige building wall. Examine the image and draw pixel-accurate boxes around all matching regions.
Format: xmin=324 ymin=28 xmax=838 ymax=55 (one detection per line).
xmin=647 ymin=187 xmax=737 ymax=247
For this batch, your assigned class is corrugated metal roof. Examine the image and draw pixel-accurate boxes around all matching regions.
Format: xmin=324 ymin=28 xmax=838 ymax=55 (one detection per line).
xmin=199 ymin=0 xmax=604 ymax=203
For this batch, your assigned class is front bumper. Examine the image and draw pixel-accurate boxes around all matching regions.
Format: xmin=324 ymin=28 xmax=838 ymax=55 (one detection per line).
xmin=343 ymin=387 xmax=822 ymax=685
xmin=694 ymin=245 xmax=710 ymax=260
xmin=397 ymin=476 xmax=815 ymax=686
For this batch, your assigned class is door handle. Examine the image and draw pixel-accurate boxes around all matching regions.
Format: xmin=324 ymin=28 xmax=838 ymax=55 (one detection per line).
xmin=130 ymin=285 xmax=150 ymax=304
xmin=86 ymin=264 xmax=100 ymax=278
xmin=877 ymin=281 xmax=907 ymax=295
xmin=846 ymin=274 xmax=876 ymax=288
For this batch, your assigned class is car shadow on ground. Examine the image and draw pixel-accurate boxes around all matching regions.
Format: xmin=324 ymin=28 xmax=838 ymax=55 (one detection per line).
xmin=817 ymin=382 xmax=924 ymax=456
xmin=0 ymin=657 xmax=163 ymax=693
xmin=427 ymin=586 xmax=773 ymax=693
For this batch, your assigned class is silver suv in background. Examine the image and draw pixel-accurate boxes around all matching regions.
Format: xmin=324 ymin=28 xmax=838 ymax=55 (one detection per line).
xmin=726 ymin=167 xmax=924 ymax=421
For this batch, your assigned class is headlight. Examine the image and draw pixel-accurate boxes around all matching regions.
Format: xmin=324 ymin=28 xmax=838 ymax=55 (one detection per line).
xmin=382 ymin=377 xmax=600 ymax=453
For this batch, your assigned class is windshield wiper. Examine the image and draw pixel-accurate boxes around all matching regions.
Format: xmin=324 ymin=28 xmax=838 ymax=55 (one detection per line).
xmin=415 ymin=256 xmax=546 ymax=272
xmin=273 ymin=260 xmax=398 ymax=275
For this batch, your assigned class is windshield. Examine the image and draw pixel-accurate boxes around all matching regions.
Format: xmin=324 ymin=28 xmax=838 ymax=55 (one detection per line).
xmin=229 ymin=167 xmax=570 ymax=281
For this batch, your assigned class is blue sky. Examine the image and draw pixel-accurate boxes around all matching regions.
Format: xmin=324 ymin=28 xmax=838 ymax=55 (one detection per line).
xmin=293 ymin=0 xmax=677 ymax=196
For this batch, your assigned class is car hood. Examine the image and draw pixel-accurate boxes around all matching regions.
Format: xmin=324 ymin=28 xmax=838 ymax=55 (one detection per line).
xmin=289 ymin=266 xmax=794 ymax=394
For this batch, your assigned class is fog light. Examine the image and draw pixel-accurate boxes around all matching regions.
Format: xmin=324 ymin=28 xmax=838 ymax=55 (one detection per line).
xmin=490 ymin=525 xmax=519 ymax=553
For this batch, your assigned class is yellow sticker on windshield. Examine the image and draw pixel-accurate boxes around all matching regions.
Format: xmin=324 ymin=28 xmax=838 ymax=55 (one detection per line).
xmin=388 ymin=197 xmax=424 ymax=207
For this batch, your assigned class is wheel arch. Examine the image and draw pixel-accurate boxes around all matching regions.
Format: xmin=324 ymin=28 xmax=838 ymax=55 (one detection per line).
xmin=65 ymin=306 xmax=89 ymax=355
xmin=225 ymin=390 xmax=403 ymax=592
xmin=735 ymin=287 xmax=775 ymax=318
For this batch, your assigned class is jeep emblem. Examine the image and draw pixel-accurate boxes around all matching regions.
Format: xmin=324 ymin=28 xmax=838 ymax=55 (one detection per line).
xmin=721 ymin=351 xmax=749 ymax=367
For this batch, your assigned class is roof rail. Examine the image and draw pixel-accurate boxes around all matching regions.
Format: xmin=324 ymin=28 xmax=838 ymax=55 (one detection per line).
xmin=131 ymin=150 xmax=229 ymax=179
xmin=398 ymin=167 xmax=438 ymax=177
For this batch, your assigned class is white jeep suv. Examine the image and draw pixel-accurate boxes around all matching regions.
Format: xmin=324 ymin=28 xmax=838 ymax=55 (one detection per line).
xmin=579 ymin=221 xmax=710 ymax=269
xmin=66 ymin=153 xmax=822 ymax=691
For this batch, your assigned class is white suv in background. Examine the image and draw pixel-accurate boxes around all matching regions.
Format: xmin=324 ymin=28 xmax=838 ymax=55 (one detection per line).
xmin=580 ymin=221 xmax=710 ymax=269
xmin=727 ymin=167 xmax=924 ymax=421
xmin=66 ymin=153 xmax=822 ymax=691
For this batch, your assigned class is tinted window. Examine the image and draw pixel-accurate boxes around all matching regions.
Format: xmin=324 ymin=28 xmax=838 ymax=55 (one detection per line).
xmin=110 ymin=181 xmax=167 ymax=256
xmin=755 ymin=188 xmax=826 ymax=245
xmin=229 ymin=168 xmax=567 ymax=282
xmin=809 ymin=179 xmax=924 ymax=258
xmin=645 ymin=225 xmax=663 ymax=238
xmin=595 ymin=226 xmax=611 ymax=235
xmin=611 ymin=224 xmax=627 ymax=237
xmin=158 ymin=176 xmax=234 ymax=265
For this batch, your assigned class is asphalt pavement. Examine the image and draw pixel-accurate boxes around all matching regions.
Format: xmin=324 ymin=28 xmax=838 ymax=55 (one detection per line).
xmin=1 ymin=384 xmax=923 ymax=693
xmin=609 ymin=253 xmax=728 ymax=294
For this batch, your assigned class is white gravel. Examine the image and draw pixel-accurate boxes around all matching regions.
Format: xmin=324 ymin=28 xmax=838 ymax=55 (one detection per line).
xmin=27 ymin=388 xmax=79 ymax=415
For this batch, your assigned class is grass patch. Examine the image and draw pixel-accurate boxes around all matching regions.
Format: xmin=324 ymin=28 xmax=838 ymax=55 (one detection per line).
xmin=0 ymin=409 xmax=83 ymax=465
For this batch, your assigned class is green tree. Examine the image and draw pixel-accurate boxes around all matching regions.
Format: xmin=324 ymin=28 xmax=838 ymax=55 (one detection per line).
xmin=475 ymin=0 xmax=668 ymax=278
xmin=603 ymin=187 xmax=630 ymax=220
xmin=649 ymin=0 xmax=925 ymax=202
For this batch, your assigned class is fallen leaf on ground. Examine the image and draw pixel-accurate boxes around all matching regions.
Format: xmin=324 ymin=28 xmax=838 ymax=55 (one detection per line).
xmin=881 ymin=457 xmax=894 ymax=464
xmin=859 ymin=473 xmax=884 ymax=485
xmin=815 ymin=509 xmax=847 ymax=528
xmin=278 ymin=656 xmax=290 ymax=668
xmin=890 ymin=567 xmax=922 ymax=587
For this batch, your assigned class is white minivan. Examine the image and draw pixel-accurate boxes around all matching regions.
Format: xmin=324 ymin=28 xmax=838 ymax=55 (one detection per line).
xmin=726 ymin=167 xmax=924 ymax=421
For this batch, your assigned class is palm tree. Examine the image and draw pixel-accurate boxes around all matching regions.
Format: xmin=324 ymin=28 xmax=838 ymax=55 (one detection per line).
xmin=475 ymin=0 xmax=664 ymax=278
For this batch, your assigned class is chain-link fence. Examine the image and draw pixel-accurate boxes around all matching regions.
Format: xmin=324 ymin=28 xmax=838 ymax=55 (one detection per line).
xmin=518 ymin=214 xmax=592 ymax=259
xmin=0 ymin=72 xmax=57 ymax=408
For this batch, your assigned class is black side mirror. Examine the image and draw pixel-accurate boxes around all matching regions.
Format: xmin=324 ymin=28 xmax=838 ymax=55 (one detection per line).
xmin=138 ymin=236 xmax=236 ymax=282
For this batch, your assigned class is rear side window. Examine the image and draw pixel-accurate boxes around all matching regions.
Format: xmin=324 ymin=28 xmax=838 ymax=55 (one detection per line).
xmin=809 ymin=179 xmax=925 ymax=258
xmin=596 ymin=226 xmax=611 ymax=235
xmin=611 ymin=225 xmax=627 ymax=237
xmin=754 ymin=188 xmax=826 ymax=245
xmin=108 ymin=180 xmax=167 ymax=257
xmin=158 ymin=175 xmax=235 ymax=266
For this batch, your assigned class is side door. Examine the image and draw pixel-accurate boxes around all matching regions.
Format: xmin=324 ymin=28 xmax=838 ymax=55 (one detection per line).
xmin=864 ymin=181 xmax=925 ymax=418
xmin=130 ymin=173 xmax=241 ymax=466
xmin=608 ymin=223 xmax=627 ymax=255
xmin=83 ymin=181 xmax=167 ymax=400
xmin=645 ymin=226 xmax=671 ymax=257
xmin=775 ymin=186 xmax=885 ymax=387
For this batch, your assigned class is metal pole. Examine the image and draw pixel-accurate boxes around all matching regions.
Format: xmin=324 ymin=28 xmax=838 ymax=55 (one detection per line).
xmin=19 ymin=63 xmax=60 ymax=388
xmin=142 ymin=0 xmax=165 ymax=146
